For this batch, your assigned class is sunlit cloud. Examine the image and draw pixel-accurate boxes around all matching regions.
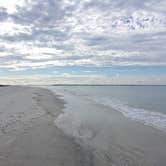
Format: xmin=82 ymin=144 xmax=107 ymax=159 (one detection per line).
xmin=0 ymin=0 xmax=25 ymax=13
xmin=1 ymin=74 xmax=166 ymax=85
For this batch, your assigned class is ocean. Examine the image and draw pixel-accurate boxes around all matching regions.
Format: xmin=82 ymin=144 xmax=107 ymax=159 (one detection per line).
xmin=48 ymin=85 xmax=166 ymax=132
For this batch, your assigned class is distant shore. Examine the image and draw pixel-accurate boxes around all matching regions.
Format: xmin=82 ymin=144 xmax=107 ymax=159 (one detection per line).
xmin=52 ymin=84 xmax=166 ymax=86
xmin=0 ymin=85 xmax=9 ymax=87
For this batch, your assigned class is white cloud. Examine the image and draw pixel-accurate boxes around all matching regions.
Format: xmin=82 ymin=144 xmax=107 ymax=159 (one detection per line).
xmin=0 ymin=0 xmax=165 ymax=71
xmin=0 ymin=0 xmax=25 ymax=13
xmin=0 ymin=21 xmax=32 ymax=35
xmin=0 ymin=74 xmax=166 ymax=85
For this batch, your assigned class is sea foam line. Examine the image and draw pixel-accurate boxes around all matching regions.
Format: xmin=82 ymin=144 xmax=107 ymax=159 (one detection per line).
xmin=92 ymin=97 xmax=166 ymax=132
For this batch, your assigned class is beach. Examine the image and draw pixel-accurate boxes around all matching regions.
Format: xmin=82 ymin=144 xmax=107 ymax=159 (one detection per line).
xmin=0 ymin=86 xmax=92 ymax=166
xmin=0 ymin=85 xmax=166 ymax=166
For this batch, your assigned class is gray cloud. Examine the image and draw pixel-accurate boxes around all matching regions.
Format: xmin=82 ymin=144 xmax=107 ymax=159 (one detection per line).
xmin=0 ymin=7 xmax=8 ymax=21
xmin=11 ymin=0 xmax=65 ymax=25
xmin=0 ymin=0 xmax=166 ymax=70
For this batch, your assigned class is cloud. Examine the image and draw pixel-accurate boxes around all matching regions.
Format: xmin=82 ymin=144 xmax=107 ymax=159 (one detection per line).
xmin=0 ymin=73 xmax=166 ymax=85
xmin=0 ymin=0 xmax=25 ymax=13
xmin=0 ymin=0 xmax=166 ymax=71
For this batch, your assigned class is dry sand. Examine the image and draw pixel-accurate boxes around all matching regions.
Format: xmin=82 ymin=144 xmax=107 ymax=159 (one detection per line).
xmin=0 ymin=86 xmax=92 ymax=166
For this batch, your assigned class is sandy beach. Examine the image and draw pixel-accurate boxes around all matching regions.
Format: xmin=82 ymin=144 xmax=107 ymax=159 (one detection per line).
xmin=0 ymin=86 xmax=92 ymax=166
xmin=0 ymin=86 xmax=166 ymax=166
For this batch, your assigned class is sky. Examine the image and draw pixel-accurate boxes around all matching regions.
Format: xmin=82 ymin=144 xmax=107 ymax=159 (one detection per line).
xmin=0 ymin=0 xmax=166 ymax=85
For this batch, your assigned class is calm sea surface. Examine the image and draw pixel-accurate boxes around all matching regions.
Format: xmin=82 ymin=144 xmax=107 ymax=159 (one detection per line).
xmin=50 ymin=85 xmax=166 ymax=113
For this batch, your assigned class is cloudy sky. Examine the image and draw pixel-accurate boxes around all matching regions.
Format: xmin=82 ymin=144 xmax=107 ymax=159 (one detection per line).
xmin=0 ymin=0 xmax=166 ymax=84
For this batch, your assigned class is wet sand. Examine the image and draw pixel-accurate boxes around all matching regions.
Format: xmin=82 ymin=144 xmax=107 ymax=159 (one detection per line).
xmin=91 ymin=103 xmax=166 ymax=166
xmin=0 ymin=86 xmax=92 ymax=166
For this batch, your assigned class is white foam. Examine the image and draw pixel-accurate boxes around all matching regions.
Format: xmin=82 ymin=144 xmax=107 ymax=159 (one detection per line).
xmin=92 ymin=97 xmax=166 ymax=132
xmin=55 ymin=111 xmax=95 ymax=141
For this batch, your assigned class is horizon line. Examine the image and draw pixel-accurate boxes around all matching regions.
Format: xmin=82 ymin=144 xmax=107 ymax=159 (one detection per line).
xmin=1 ymin=84 xmax=166 ymax=86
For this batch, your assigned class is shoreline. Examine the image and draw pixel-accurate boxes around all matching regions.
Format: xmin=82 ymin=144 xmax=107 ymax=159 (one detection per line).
xmin=0 ymin=86 xmax=93 ymax=166
xmin=1 ymin=85 xmax=166 ymax=166
xmin=48 ymin=86 xmax=166 ymax=166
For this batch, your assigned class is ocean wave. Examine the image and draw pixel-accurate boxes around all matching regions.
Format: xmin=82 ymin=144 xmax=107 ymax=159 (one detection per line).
xmin=91 ymin=97 xmax=166 ymax=132
xmin=53 ymin=87 xmax=166 ymax=132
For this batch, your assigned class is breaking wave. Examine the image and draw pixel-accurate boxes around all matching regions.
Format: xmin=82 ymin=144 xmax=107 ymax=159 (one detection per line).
xmin=92 ymin=97 xmax=166 ymax=132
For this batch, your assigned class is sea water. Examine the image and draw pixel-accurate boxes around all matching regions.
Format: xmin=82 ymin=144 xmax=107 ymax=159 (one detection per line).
xmin=48 ymin=85 xmax=166 ymax=132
